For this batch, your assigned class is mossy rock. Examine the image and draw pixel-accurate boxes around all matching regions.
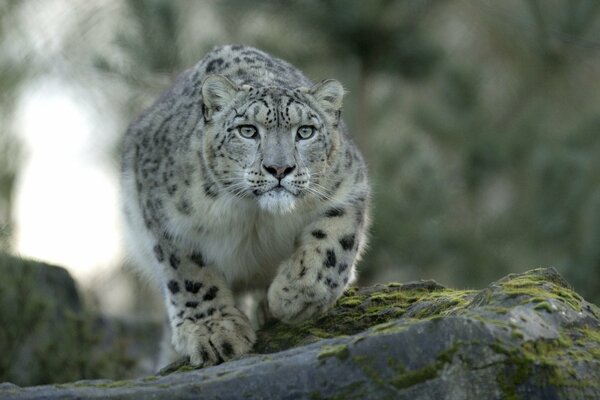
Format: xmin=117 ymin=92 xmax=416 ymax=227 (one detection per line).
xmin=3 ymin=267 xmax=600 ymax=399
xmin=0 ymin=253 xmax=90 ymax=386
xmin=0 ymin=253 xmax=142 ymax=386
xmin=255 ymin=279 xmax=471 ymax=353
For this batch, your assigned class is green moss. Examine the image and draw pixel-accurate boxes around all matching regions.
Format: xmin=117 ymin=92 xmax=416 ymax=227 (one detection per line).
xmin=530 ymin=297 xmax=545 ymax=303
xmin=255 ymin=282 xmax=475 ymax=353
xmin=371 ymin=321 xmax=399 ymax=333
xmin=390 ymin=363 xmax=439 ymax=390
xmin=52 ymin=384 xmax=69 ymax=389
xmin=534 ymin=302 xmax=555 ymax=313
xmin=175 ymin=364 xmax=198 ymax=373
xmin=388 ymin=343 xmax=459 ymax=390
xmin=307 ymin=328 xmax=337 ymax=339
xmin=511 ymin=330 xmax=524 ymax=340
xmin=574 ymin=328 xmax=600 ymax=359
xmin=337 ymin=298 xmax=363 ymax=307
xmin=254 ymin=268 xmax=593 ymax=357
xmin=352 ymin=355 xmax=386 ymax=387
xmin=318 ymin=344 xmax=350 ymax=362
xmin=103 ymin=380 xmax=135 ymax=388
xmin=484 ymin=306 xmax=510 ymax=314
xmin=471 ymin=315 xmax=512 ymax=330
xmin=498 ymin=268 xmax=583 ymax=312
xmin=489 ymin=326 xmax=600 ymax=399
xmin=146 ymin=267 xmax=600 ymax=398
xmin=579 ymin=327 xmax=600 ymax=344
xmin=157 ymin=357 xmax=198 ymax=376
xmin=65 ymin=379 xmax=138 ymax=389
xmin=142 ymin=376 xmax=158 ymax=382
xmin=370 ymin=319 xmax=419 ymax=335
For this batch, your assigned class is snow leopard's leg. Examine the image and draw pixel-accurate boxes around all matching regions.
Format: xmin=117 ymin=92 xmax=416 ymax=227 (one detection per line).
xmin=267 ymin=195 xmax=369 ymax=324
xmin=152 ymin=240 xmax=256 ymax=367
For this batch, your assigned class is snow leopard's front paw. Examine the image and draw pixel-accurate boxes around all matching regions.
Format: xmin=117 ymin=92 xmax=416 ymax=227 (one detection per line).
xmin=171 ymin=306 xmax=256 ymax=367
xmin=267 ymin=269 xmax=338 ymax=325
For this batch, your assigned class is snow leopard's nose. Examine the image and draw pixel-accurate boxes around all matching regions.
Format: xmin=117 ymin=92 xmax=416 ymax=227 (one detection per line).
xmin=263 ymin=163 xmax=296 ymax=180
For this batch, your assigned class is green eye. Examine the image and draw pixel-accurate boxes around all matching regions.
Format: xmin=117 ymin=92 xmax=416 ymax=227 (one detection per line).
xmin=238 ymin=125 xmax=258 ymax=139
xmin=296 ymin=125 xmax=315 ymax=140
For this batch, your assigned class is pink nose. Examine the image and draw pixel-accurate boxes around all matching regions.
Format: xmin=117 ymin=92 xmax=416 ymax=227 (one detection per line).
xmin=263 ymin=164 xmax=296 ymax=180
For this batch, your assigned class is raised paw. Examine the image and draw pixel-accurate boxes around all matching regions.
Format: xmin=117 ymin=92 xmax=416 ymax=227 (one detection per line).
xmin=267 ymin=271 xmax=339 ymax=325
xmin=171 ymin=306 xmax=256 ymax=367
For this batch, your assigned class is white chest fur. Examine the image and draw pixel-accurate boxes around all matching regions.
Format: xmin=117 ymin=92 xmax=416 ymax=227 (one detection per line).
xmin=166 ymin=195 xmax=313 ymax=291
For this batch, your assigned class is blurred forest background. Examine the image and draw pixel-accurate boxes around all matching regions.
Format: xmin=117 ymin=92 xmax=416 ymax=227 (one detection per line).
xmin=1 ymin=0 xmax=600 ymax=313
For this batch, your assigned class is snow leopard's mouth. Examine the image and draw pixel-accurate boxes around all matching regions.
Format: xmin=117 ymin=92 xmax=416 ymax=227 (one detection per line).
xmin=253 ymin=184 xmax=298 ymax=197
xmin=272 ymin=186 xmax=286 ymax=192
xmin=256 ymin=186 xmax=298 ymax=214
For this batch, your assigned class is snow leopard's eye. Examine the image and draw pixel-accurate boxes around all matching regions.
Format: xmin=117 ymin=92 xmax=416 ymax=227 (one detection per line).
xmin=237 ymin=125 xmax=258 ymax=139
xmin=296 ymin=125 xmax=315 ymax=141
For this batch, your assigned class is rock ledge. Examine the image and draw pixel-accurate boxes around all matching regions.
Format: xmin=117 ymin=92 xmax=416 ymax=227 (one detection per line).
xmin=2 ymin=268 xmax=600 ymax=400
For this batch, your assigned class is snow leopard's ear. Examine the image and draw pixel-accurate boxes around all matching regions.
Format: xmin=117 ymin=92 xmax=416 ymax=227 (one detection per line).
xmin=309 ymin=79 xmax=345 ymax=120
xmin=202 ymin=75 xmax=240 ymax=121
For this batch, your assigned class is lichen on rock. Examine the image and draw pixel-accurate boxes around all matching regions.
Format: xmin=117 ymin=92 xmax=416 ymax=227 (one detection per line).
xmin=2 ymin=265 xmax=600 ymax=399
xmin=255 ymin=279 xmax=476 ymax=353
xmin=153 ymin=267 xmax=600 ymax=399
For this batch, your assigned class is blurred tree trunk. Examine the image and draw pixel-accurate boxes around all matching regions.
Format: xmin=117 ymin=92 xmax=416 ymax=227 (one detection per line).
xmin=355 ymin=60 xmax=370 ymax=157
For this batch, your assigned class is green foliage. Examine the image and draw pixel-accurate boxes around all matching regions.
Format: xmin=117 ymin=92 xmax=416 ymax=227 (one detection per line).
xmin=76 ymin=0 xmax=600 ymax=306
xmin=120 ymin=0 xmax=182 ymax=73
xmin=1 ymin=0 xmax=600 ymax=314
xmin=363 ymin=1 xmax=600 ymax=306
xmin=0 ymin=1 xmax=27 ymax=239
xmin=220 ymin=0 xmax=441 ymax=76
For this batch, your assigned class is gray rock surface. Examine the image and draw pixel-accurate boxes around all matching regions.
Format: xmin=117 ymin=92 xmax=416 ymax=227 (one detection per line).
xmin=2 ymin=267 xmax=600 ymax=399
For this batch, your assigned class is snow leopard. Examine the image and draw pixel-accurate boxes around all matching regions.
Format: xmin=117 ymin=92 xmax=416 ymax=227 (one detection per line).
xmin=121 ymin=44 xmax=370 ymax=368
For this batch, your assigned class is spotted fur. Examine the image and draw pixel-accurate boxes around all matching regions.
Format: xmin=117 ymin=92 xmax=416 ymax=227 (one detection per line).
xmin=121 ymin=45 xmax=370 ymax=368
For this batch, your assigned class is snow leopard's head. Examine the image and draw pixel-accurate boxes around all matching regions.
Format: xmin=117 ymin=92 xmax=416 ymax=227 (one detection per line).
xmin=201 ymin=74 xmax=345 ymax=214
